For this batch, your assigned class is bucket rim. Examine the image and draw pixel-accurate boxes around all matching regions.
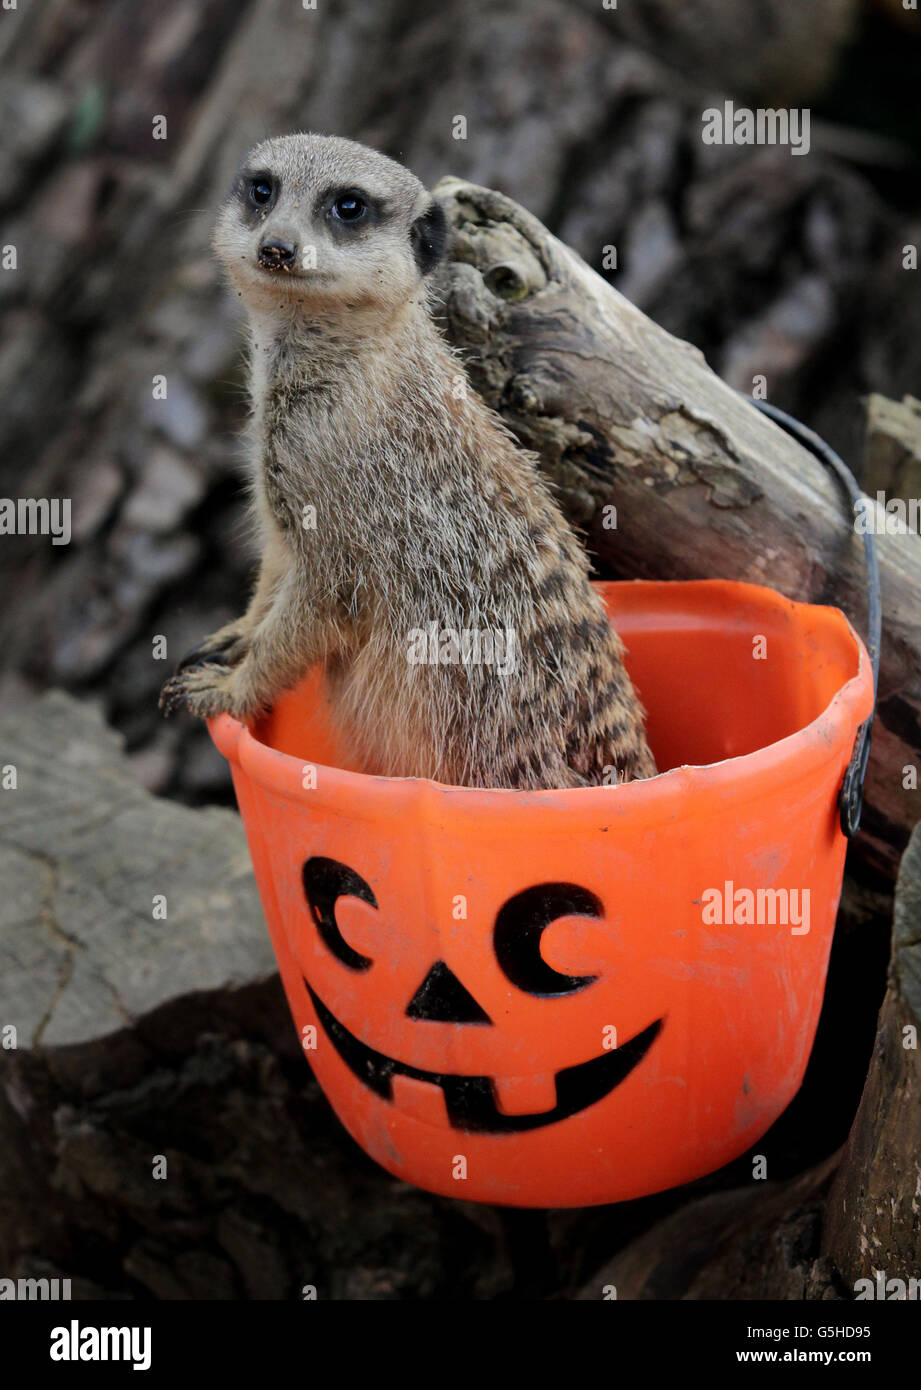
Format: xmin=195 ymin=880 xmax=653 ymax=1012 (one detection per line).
xmin=208 ymin=578 xmax=874 ymax=822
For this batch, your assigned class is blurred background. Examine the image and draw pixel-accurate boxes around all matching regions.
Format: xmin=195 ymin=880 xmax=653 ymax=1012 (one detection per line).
xmin=0 ymin=0 xmax=919 ymax=804
xmin=0 ymin=0 xmax=919 ymax=1301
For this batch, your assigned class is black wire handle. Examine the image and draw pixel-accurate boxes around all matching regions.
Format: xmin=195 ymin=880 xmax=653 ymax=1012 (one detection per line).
xmin=748 ymin=399 xmax=881 ymax=838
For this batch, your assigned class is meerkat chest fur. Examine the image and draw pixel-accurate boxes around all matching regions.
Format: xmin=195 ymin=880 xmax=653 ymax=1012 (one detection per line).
xmin=250 ymin=303 xmax=655 ymax=789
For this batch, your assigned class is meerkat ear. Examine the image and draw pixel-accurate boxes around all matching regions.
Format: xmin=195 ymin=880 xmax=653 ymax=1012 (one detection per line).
xmin=410 ymin=199 xmax=447 ymax=276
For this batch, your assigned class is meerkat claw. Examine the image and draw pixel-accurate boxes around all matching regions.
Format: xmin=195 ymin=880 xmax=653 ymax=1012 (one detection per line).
xmin=159 ymin=663 xmax=234 ymax=717
xmin=176 ymin=633 xmax=243 ymax=675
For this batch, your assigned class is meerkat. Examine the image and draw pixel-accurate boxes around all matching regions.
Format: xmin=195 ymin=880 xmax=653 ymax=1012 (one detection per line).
xmin=160 ymin=133 xmax=656 ymax=790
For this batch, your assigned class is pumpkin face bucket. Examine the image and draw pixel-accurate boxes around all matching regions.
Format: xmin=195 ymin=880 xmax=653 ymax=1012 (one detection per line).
xmin=209 ymin=580 xmax=873 ymax=1208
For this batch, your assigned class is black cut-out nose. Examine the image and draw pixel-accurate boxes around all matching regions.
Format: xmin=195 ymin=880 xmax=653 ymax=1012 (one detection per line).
xmin=258 ymin=238 xmax=297 ymax=268
xmin=406 ymin=960 xmax=492 ymax=1025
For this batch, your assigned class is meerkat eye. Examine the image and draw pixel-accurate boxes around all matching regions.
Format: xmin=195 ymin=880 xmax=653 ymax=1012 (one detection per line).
xmin=330 ymin=193 xmax=367 ymax=223
xmin=249 ymin=178 xmax=274 ymax=207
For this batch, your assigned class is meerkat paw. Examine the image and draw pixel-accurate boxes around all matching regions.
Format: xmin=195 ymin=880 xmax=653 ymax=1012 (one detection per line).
xmin=159 ymin=660 xmax=267 ymax=721
xmin=176 ymin=622 xmax=250 ymax=675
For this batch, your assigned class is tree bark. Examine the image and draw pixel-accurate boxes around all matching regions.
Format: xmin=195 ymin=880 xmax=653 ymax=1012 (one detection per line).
xmin=434 ymin=178 xmax=921 ymax=878
xmin=863 ymin=393 xmax=921 ymax=501
xmin=822 ymin=822 xmax=921 ymax=1284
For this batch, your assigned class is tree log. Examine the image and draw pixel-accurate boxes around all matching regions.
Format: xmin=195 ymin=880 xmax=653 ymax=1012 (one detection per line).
xmin=433 ymin=178 xmax=921 ymax=878
xmin=822 ymin=821 xmax=921 ymax=1284
xmin=863 ymin=393 xmax=921 ymax=501
xmin=568 ymin=0 xmax=859 ymax=103
xmin=576 ymin=1156 xmax=843 ymax=1300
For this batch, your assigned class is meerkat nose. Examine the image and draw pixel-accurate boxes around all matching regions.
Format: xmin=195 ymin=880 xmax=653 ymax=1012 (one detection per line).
xmin=258 ymin=238 xmax=297 ymax=269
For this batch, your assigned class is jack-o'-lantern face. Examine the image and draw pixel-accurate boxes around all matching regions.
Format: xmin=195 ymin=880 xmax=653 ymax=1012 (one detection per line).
xmin=295 ymin=857 xmax=662 ymax=1134
xmin=212 ymin=578 xmax=873 ymax=1206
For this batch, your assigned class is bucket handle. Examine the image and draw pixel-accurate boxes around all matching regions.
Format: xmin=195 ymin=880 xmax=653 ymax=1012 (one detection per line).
xmin=749 ymin=399 xmax=881 ymax=838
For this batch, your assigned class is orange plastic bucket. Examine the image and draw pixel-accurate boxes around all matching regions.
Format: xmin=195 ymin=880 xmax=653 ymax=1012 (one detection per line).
xmin=209 ymin=579 xmax=873 ymax=1207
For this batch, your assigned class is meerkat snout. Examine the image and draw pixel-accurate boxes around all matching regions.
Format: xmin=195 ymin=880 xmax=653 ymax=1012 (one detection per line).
xmin=212 ymin=132 xmax=447 ymax=322
xmin=258 ymin=237 xmax=298 ymax=270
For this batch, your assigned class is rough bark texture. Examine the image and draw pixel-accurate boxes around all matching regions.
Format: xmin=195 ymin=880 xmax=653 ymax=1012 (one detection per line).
xmin=822 ymin=823 xmax=921 ymax=1283
xmin=863 ymin=393 xmax=921 ymax=500
xmin=575 ymin=1157 xmax=845 ymax=1300
xmin=568 ymin=0 xmax=860 ymax=103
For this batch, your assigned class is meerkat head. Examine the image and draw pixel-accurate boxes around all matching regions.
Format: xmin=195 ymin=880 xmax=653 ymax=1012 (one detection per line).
xmin=213 ymin=132 xmax=446 ymax=326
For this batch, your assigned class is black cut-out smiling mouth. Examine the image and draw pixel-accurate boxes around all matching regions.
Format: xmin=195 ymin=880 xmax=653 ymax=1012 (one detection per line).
xmin=304 ymin=980 xmax=663 ymax=1134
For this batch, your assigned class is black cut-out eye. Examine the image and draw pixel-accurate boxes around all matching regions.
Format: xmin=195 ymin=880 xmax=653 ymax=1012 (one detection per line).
xmin=330 ymin=193 xmax=367 ymax=223
xmin=302 ymin=857 xmax=377 ymax=971
xmin=494 ymin=883 xmax=601 ymax=996
xmin=250 ymin=179 xmax=274 ymax=207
